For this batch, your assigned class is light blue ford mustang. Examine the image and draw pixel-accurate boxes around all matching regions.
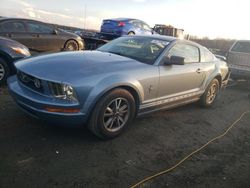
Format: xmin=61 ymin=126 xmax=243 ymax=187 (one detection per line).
xmin=8 ymin=35 xmax=230 ymax=139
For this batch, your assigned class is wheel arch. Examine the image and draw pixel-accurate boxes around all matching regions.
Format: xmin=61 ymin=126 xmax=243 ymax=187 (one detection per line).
xmin=85 ymin=84 xmax=142 ymax=122
xmin=214 ymin=74 xmax=222 ymax=87
xmin=127 ymin=31 xmax=135 ymax=35
xmin=203 ymin=72 xmax=222 ymax=91
xmin=0 ymin=51 xmax=12 ymax=63
xmin=0 ymin=51 xmax=14 ymax=73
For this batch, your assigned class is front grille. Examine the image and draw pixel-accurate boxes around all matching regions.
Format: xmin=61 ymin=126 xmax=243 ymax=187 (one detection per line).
xmin=48 ymin=82 xmax=65 ymax=98
xmin=17 ymin=71 xmax=44 ymax=93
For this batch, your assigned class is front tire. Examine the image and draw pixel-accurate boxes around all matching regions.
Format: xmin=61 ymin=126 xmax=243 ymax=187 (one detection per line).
xmin=88 ymin=88 xmax=136 ymax=139
xmin=0 ymin=57 xmax=10 ymax=85
xmin=199 ymin=79 xmax=220 ymax=107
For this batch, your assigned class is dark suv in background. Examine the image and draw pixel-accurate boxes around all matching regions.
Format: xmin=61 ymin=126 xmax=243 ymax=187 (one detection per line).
xmin=0 ymin=18 xmax=84 ymax=53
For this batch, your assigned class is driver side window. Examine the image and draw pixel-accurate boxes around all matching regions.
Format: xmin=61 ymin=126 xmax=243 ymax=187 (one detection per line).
xmin=168 ymin=43 xmax=200 ymax=63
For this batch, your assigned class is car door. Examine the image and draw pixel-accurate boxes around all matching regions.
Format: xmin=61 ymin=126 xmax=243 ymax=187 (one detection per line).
xmin=0 ymin=20 xmax=34 ymax=49
xmin=158 ymin=42 xmax=206 ymax=99
xmin=25 ymin=21 xmax=63 ymax=52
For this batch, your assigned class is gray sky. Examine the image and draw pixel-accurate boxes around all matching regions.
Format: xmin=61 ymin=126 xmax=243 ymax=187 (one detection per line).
xmin=0 ymin=0 xmax=249 ymax=39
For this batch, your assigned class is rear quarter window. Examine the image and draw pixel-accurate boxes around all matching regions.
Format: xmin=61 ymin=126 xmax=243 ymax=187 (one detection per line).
xmin=231 ymin=41 xmax=250 ymax=54
xmin=201 ymin=47 xmax=216 ymax=62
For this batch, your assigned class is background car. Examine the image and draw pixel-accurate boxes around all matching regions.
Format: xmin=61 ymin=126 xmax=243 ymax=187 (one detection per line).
xmin=227 ymin=40 xmax=250 ymax=77
xmin=100 ymin=18 xmax=154 ymax=39
xmin=0 ymin=36 xmax=30 ymax=85
xmin=8 ymin=35 xmax=229 ymax=139
xmin=0 ymin=18 xmax=84 ymax=53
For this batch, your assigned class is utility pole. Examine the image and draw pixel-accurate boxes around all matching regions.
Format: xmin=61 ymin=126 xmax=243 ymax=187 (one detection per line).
xmin=84 ymin=4 xmax=87 ymax=30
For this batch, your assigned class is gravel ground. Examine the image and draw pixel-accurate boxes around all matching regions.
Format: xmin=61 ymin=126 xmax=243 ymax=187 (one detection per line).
xmin=0 ymin=78 xmax=250 ymax=188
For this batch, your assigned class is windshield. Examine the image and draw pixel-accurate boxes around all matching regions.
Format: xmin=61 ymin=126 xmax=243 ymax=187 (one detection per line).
xmin=231 ymin=41 xmax=250 ymax=54
xmin=97 ymin=36 xmax=170 ymax=64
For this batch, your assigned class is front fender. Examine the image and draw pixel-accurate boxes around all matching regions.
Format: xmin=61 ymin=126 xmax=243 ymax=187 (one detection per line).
xmin=81 ymin=74 xmax=144 ymax=115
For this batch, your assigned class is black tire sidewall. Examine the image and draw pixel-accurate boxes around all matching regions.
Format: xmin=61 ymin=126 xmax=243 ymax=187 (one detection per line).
xmin=0 ymin=58 xmax=10 ymax=85
xmin=89 ymin=89 xmax=136 ymax=139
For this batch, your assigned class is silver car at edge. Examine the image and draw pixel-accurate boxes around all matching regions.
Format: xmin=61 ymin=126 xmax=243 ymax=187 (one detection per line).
xmin=8 ymin=35 xmax=230 ymax=139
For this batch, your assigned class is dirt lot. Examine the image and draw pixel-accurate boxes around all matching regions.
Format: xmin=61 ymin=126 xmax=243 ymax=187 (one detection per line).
xmin=0 ymin=78 xmax=250 ymax=188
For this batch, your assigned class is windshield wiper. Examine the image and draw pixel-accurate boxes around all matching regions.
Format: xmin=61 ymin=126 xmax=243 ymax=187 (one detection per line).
xmin=107 ymin=51 xmax=123 ymax=56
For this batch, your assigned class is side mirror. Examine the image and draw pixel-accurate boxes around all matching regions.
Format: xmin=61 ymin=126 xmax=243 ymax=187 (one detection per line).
xmin=52 ymin=29 xmax=58 ymax=35
xmin=163 ymin=55 xmax=185 ymax=65
xmin=215 ymin=54 xmax=226 ymax=61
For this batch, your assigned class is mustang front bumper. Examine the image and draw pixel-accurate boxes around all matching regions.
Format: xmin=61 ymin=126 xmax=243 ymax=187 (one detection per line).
xmin=7 ymin=76 xmax=87 ymax=126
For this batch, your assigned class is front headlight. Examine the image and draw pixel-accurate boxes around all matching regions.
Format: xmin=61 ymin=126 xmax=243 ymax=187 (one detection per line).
xmin=63 ymin=84 xmax=75 ymax=100
xmin=11 ymin=47 xmax=31 ymax=56
xmin=49 ymin=82 xmax=78 ymax=101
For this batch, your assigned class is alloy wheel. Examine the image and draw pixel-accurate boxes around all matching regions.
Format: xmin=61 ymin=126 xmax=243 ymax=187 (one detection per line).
xmin=65 ymin=41 xmax=78 ymax=51
xmin=103 ymin=98 xmax=129 ymax=132
xmin=206 ymin=83 xmax=218 ymax=104
xmin=0 ymin=64 xmax=5 ymax=81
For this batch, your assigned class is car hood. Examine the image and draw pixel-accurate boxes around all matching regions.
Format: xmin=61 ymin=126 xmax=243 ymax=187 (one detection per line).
xmin=0 ymin=36 xmax=28 ymax=49
xmin=15 ymin=51 xmax=146 ymax=83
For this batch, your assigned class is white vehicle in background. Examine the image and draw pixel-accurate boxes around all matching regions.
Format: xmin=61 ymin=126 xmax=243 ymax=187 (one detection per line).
xmin=227 ymin=40 xmax=250 ymax=77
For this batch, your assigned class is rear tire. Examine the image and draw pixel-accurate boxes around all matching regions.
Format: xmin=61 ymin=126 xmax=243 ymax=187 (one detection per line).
xmin=88 ymin=88 xmax=136 ymax=139
xmin=199 ymin=79 xmax=220 ymax=107
xmin=0 ymin=57 xmax=10 ymax=85
xmin=128 ymin=31 xmax=135 ymax=35
xmin=64 ymin=40 xmax=79 ymax=51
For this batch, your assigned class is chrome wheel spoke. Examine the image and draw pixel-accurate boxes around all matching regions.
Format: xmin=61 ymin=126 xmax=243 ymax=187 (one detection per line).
xmin=115 ymin=99 xmax=122 ymax=109
xmin=103 ymin=97 xmax=129 ymax=132
xmin=116 ymin=118 xmax=121 ymax=127
xmin=118 ymin=116 xmax=125 ymax=124
xmin=104 ymin=107 xmax=114 ymax=117
xmin=105 ymin=117 xmax=113 ymax=127
xmin=206 ymin=83 xmax=217 ymax=103
xmin=0 ymin=65 xmax=4 ymax=79
xmin=108 ymin=118 xmax=115 ymax=129
xmin=119 ymin=104 xmax=127 ymax=113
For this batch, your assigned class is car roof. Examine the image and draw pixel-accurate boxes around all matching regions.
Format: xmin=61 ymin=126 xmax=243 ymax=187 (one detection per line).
xmin=103 ymin=18 xmax=137 ymax=21
xmin=124 ymin=35 xmax=199 ymax=45
xmin=234 ymin=40 xmax=250 ymax=43
xmin=123 ymin=35 xmax=203 ymax=47
xmin=0 ymin=17 xmax=46 ymax=24
xmin=128 ymin=35 xmax=177 ymax=41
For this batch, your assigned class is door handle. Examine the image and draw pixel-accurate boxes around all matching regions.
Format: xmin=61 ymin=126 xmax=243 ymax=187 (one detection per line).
xmin=196 ymin=68 xmax=202 ymax=73
xmin=32 ymin=34 xmax=40 ymax=37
